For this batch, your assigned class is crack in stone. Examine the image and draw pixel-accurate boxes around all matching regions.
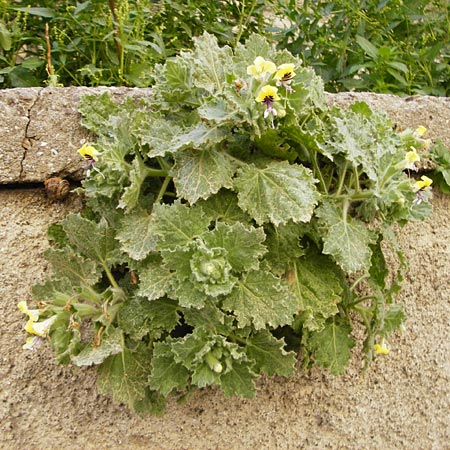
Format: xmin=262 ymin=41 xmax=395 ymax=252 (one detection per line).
xmin=19 ymin=88 xmax=43 ymax=181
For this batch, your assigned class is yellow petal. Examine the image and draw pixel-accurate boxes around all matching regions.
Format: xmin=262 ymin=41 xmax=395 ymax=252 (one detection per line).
xmin=78 ymin=143 xmax=100 ymax=161
xmin=414 ymin=175 xmax=433 ymax=191
xmin=415 ymin=125 xmax=427 ymax=137
xmin=274 ymin=63 xmax=296 ymax=81
xmin=247 ymin=57 xmax=276 ymax=78
xmin=26 ymin=316 xmax=57 ymax=337
xmin=256 ymin=85 xmax=280 ymax=103
xmin=405 ymin=148 xmax=420 ymax=164
xmin=374 ymin=343 xmax=390 ymax=355
xmin=18 ymin=301 xmax=39 ymax=321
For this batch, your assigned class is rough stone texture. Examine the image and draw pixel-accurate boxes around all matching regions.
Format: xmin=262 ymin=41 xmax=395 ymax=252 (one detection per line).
xmin=0 ymin=88 xmax=449 ymax=184
xmin=0 ymin=88 xmax=41 ymax=183
xmin=0 ymin=188 xmax=449 ymax=450
xmin=0 ymin=87 xmax=153 ymax=184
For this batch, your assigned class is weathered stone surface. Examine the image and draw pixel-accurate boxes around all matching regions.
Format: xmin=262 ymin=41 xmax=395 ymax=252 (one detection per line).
xmin=20 ymin=86 xmax=153 ymax=183
xmin=0 ymin=88 xmax=41 ymax=183
xmin=0 ymin=87 xmax=448 ymax=184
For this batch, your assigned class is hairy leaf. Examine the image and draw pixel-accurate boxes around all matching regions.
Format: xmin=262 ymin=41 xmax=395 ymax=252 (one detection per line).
xmin=72 ymin=327 xmax=123 ymax=367
xmin=203 ymin=222 xmax=267 ymax=273
xmin=223 ymin=270 xmax=297 ymax=329
xmin=246 ymin=330 xmax=296 ymax=377
xmin=148 ymin=341 xmax=190 ymax=397
xmin=196 ymin=189 xmax=252 ymax=224
xmin=63 ymin=214 xmax=122 ymax=267
xmin=150 ymin=201 xmax=211 ymax=250
xmin=317 ymin=200 xmax=375 ymax=273
xmin=307 ymin=319 xmax=355 ymax=375
xmin=137 ymin=257 xmax=175 ymax=301
xmin=234 ymin=161 xmax=320 ymax=225
xmin=191 ymin=32 xmax=233 ymax=93
xmin=97 ymin=343 xmax=153 ymax=410
xmin=116 ymin=209 xmax=158 ymax=261
xmin=287 ymin=250 xmax=343 ymax=331
xmin=43 ymin=246 xmax=101 ymax=287
xmin=172 ymin=147 xmax=236 ymax=203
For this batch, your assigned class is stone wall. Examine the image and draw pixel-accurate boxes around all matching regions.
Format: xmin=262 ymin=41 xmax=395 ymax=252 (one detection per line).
xmin=0 ymin=87 xmax=449 ymax=184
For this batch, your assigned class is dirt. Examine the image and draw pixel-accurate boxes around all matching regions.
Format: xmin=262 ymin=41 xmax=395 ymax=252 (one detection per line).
xmin=0 ymin=184 xmax=449 ymax=450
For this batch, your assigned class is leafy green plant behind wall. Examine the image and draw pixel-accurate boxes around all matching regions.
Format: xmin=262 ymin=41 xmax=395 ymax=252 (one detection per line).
xmin=0 ymin=0 xmax=271 ymax=88
xmin=19 ymin=33 xmax=435 ymax=415
xmin=272 ymin=0 xmax=450 ymax=95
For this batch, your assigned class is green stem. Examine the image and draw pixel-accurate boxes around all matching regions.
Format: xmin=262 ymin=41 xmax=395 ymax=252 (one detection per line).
xmin=155 ymin=176 xmax=172 ymax=203
xmin=336 ymin=161 xmax=348 ymax=196
xmin=298 ymin=143 xmax=327 ymax=193
xmin=350 ymin=273 xmax=370 ymax=291
xmin=353 ymin=165 xmax=360 ymax=192
xmin=353 ymin=305 xmax=371 ymax=330
xmin=102 ymin=263 xmax=120 ymax=291
xmin=147 ymin=168 xmax=167 ymax=177
xmin=349 ymin=295 xmax=377 ymax=308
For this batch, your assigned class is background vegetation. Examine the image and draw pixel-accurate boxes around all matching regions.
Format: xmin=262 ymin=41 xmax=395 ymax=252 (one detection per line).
xmin=0 ymin=0 xmax=449 ymax=94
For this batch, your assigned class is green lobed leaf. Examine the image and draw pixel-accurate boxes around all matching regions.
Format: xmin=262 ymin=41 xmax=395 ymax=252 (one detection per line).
xmin=223 ymin=270 xmax=297 ymax=329
xmin=150 ymin=200 xmax=211 ymax=251
xmin=148 ymin=341 xmax=191 ymax=397
xmin=79 ymin=92 xmax=118 ymax=135
xmin=220 ymin=360 xmax=257 ymax=399
xmin=191 ymin=32 xmax=233 ymax=93
xmin=203 ymin=222 xmax=267 ymax=273
xmin=118 ymin=296 xmax=179 ymax=340
xmin=234 ymin=160 xmax=320 ymax=226
xmin=306 ymin=319 xmax=355 ymax=375
xmin=287 ymin=249 xmax=343 ymax=331
xmin=246 ymin=330 xmax=296 ymax=377
xmin=137 ymin=258 xmax=175 ymax=301
xmin=316 ymin=200 xmax=375 ymax=273
xmin=263 ymin=222 xmax=305 ymax=275
xmin=196 ymin=189 xmax=252 ymax=224
xmin=63 ymin=214 xmax=122 ymax=267
xmin=171 ymin=146 xmax=236 ymax=204
xmin=72 ymin=327 xmax=123 ymax=367
xmin=97 ymin=343 xmax=153 ymax=410
xmin=116 ymin=209 xmax=158 ymax=261
xmin=183 ymin=301 xmax=233 ymax=336
xmin=118 ymin=154 xmax=152 ymax=212
xmin=43 ymin=246 xmax=102 ymax=288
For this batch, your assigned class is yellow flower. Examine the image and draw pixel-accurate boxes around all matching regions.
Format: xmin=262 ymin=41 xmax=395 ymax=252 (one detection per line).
xmin=17 ymin=301 xmax=39 ymax=322
xmin=414 ymin=175 xmax=433 ymax=191
xmin=247 ymin=56 xmax=276 ymax=79
xmin=405 ymin=147 xmax=420 ymax=165
xmin=415 ymin=125 xmax=427 ymax=137
xmin=256 ymin=85 xmax=280 ymax=103
xmin=25 ymin=315 xmax=57 ymax=337
xmin=374 ymin=341 xmax=390 ymax=355
xmin=274 ymin=63 xmax=296 ymax=82
xmin=78 ymin=143 xmax=100 ymax=161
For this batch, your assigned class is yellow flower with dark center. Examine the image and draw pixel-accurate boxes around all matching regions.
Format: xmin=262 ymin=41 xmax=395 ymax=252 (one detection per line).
xmin=256 ymin=85 xmax=281 ymax=120
xmin=274 ymin=63 xmax=296 ymax=83
xmin=256 ymin=85 xmax=280 ymax=103
xmin=414 ymin=175 xmax=433 ymax=191
xmin=78 ymin=143 xmax=100 ymax=161
xmin=247 ymin=57 xmax=276 ymax=80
